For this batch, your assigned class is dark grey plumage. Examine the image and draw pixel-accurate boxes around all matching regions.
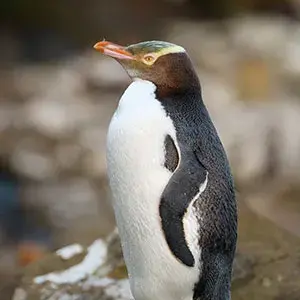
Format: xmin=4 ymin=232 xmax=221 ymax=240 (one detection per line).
xmin=158 ymin=53 xmax=237 ymax=300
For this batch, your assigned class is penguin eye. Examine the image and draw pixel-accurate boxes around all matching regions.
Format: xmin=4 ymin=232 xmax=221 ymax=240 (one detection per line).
xmin=143 ymin=54 xmax=156 ymax=65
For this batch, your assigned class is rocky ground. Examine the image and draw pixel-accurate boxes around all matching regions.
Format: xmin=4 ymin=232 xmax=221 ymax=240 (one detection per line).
xmin=10 ymin=200 xmax=300 ymax=300
xmin=0 ymin=15 xmax=300 ymax=299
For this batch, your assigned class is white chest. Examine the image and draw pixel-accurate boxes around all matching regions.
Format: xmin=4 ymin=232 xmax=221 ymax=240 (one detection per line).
xmin=106 ymin=80 xmax=200 ymax=300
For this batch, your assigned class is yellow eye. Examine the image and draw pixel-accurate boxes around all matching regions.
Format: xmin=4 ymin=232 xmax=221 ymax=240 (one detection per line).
xmin=143 ymin=54 xmax=156 ymax=64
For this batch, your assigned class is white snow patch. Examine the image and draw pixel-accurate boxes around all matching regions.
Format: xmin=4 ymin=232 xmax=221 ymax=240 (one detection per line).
xmin=50 ymin=282 xmax=57 ymax=289
xmin=12 ymin=288 xmax=27 ymax=300
xmin=56 ymin=244 xmax=83 ymax=260
xmin=82 ymin=276 xmax=115 ymax=289
xmin=105 ymin=279 xmax=132 ymax=300
xmin=83 ymin=277 xmax=132 ymax=300
xmin=34 ymin=239 xmax=107 ymax=285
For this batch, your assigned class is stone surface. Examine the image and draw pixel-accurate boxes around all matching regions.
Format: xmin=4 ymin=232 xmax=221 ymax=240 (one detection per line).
xmin=12 ymin=229 xmax=131 ymax=300
xmin=12 ymin=202 xmax=300 ymax=300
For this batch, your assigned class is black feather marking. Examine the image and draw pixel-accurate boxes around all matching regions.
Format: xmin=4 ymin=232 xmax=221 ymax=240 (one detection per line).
xmin=164 ymin=134 xmax=179 ymax=172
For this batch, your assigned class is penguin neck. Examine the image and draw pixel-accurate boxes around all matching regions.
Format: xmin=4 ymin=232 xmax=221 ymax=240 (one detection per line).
xmin=156 ymin=83 xmax=201 ymax=102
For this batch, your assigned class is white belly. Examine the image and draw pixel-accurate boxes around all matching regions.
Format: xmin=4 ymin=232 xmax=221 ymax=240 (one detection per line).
xmin=106 ymin=80 xmax=200 ymax=300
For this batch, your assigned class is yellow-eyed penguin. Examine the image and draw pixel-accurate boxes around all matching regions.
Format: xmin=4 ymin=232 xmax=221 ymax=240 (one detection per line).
xmin=94 ymin=40 xmax=237 ymax=300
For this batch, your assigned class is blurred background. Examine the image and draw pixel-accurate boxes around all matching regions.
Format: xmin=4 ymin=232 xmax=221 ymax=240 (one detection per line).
xmin=0 ymin=0 xmax=300 ymax=299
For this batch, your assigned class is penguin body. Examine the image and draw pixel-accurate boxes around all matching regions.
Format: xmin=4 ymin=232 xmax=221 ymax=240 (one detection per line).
xmin=107 ymin=80 xmax=202 ymax=300
xmin=94 ymin=40 xmax=237 ymax=300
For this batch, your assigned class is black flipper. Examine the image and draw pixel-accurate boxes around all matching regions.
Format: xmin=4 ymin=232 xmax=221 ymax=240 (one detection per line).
xmin=159 ymin=149 xmax=207 ymax=267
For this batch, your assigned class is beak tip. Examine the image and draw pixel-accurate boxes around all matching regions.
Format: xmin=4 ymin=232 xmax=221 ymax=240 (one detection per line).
xmin=93 ymin=40 xmax=133 ymax=60
xmin=93 ymin=42 xmax=101 ymax=51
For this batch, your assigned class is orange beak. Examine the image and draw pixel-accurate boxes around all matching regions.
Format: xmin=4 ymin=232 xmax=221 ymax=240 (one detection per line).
xmin=93 ymin=40 xmax=135 ymax=60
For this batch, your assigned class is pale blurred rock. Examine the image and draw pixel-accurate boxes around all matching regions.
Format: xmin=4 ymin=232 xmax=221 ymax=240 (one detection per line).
xmin=228 ymin=104 xmax=273 ymax=184
xmin=82 ymin=151 xmax=107 ymax=178
xmin=262 ymin=277 xmax=272 ymax=288
xmin=13 ymin=66 xmax=57 ymax=98
xmin=11 ymin=148 xmax=57 ymax=180
xmin=235 ymin=57 xmax=278 ymax=101
xmin=273 ymin=100 xmax=300 ymax=182
xmin=79 ymin=126 xmax=107 ymax=177
xmin=201 ymin=73 xmax=237 ymax=108
xmin=72 ymin=53 xmax=130 ymax=89
xmin=24 ymin=178 xmax=100 ymax=226
xmin=55 ymin=143 xmax=83 ymax=170
xmin=87 ymin=58 xmax=129 ymax=87
xmin=24 ymin=96 xmax=96 ymax=138
xmin=44 ymin=68 xmax=85 ymax=97
xmin=12 ymin=288 xmax=27 ymax=300
xmin=229 ymin=17 xmax=290 ymax=59
xmin=167 ymin=21 xmax=237 ymax=72
xmin=282 ymin=25 xmax=300 ymax=75
xmin=13 ymin=66 xmax=85 ymax=99
xmin=24 ymin=98 xmax=76 ymax=137
xmin=0 ymin=102 xmax=20 ymax=131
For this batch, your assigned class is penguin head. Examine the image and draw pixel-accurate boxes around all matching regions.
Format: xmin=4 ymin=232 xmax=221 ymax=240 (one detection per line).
xmin=94 ymin=40 xmax=200 ymax=96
